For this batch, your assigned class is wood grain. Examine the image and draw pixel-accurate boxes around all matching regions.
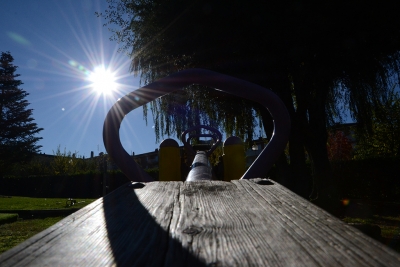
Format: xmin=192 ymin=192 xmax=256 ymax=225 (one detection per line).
xmin=0 ymin=179 xmax=399 ymax=266
xmin=0 ymin=182 xmax=183 ymax=267
xmin=233 ymin=179 xmax=400 ymax=266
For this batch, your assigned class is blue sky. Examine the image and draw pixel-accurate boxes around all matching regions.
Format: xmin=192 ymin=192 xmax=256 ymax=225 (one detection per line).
xmin=0 ymin=0 xmax=161 ymax=157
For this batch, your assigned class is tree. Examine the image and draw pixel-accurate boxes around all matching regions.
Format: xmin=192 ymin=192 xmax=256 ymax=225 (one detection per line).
xmin=147 ymin=85 xmax=261 ymax=144
xmin=99 ymin=0 xmax=400 ymax=203
xmin=50 ymin=146 xmax=100 ymax=175
xmin=0 ymin=51 xmax=43 ymax=175
xmin=354 ymin=86 xmax=400 ymax=159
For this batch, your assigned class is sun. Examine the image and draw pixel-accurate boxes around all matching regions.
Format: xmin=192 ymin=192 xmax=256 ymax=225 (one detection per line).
xmin=88 ymin=66 xmax=117 ymax=95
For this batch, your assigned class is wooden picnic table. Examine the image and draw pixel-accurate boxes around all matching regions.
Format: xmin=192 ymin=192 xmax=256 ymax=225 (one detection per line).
xmin=1 ymin=178 xmax=399 ymax=266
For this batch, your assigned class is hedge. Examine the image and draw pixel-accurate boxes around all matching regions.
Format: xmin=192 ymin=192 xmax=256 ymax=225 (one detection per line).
xmin=267 ymin=157 xmax=400 ymax=201
xmin=1 ymin=159 xmax=399 ymax=201
xmin=0 ymin=170 xmax=159 ymax=198
xmin=332 ymin=157 xmax=400 ymax=201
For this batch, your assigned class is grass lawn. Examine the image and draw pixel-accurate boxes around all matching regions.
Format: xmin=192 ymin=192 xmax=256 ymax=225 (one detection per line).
xmin=0 ymin=196 xmax=97 ymax=254
xmin=0 ymin=214 xmax=18 ymax=225
xmin=343 ymin=215 xmax=400 ymax=238
xmin=0 ymin=196 xmax=96 ymax=210
xmin=0 ymin=216 xmax=65 ymax=254
xmin=341 ymin=200 xmax=400 ymax=253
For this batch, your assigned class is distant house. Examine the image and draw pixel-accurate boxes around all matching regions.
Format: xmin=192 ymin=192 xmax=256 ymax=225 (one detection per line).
xmin=33 ymin=135 xmax=269 ymax=174
xmin=329 ymin=123 xmax=357 ymax=145
xmin=327 ymin=123 xmax=357 ymax=160
xmin=132 ymin=149 xmax=160 ymax=169
xmin=33 ymin=153 xmax=56 ymax=163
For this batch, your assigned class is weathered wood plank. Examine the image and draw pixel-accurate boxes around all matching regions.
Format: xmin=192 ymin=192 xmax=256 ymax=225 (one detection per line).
xmin=168 ymin=179 xmax=400 ymax=266
xmin=0 ymin=182 xmax=182 ymax=267
xmin=166 ymin=180 xmax=283 ymax=266
xmin=0 ymin=179 xmax=399 ymax=266
xmin=233 ymin=179 xmax=400 ymax=266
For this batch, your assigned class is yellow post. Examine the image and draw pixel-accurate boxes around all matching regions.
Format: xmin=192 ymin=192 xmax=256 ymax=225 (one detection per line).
xmin=223 ymin=136 xmax=246 ymax=181
xmin=159 ymin=139 xmax=181 ymax=181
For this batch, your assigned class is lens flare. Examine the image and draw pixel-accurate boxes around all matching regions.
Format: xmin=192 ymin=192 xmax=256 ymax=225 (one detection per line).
xmin=7 ymin=32 xmax=31 ymax=46
xmin=342 ymin=199 xmax=350 ymax=206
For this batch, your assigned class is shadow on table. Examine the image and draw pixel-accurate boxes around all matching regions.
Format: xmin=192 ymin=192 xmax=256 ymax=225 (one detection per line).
xmin=102 ymin=182 xmax=206 ymax=267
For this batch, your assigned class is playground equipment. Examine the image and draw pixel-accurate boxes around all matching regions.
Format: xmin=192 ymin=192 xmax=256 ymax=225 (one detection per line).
xmin=103 ymin=68 xmax=290 ymax=182
xmin=159 ymin=125 xmax=247 ymax=182
xmin=158 ymin=138 xmax=181 ymax=181
xmin=222 ymin=136 xmax=246 ymax=180
xmin=180 ymin=125 xmax=222 ymax=181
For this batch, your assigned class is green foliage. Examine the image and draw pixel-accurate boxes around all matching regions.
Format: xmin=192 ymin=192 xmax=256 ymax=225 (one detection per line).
xmin=15 ymin=157 xmax=51 ymax=176
xmin=143 ymin=167 xmax=159 ymax=180
xmin=354 ymin=88 xmax=400 ymax=159
xmin=0 ymin=52 xmax=43 ymax=175
xmin=51 ymin=146 xmax=78 ymax=175
xmin=51 ymin=146 xmax=99 ymax=176
xmin=10 ymin=146 xmax=102 ymax=177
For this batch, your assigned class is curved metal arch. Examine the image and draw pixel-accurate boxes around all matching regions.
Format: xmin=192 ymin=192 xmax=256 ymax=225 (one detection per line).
xmin=103 ymin=68 xmax=290 ymax=182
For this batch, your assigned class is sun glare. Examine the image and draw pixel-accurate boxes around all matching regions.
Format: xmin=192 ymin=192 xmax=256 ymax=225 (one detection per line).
xmin=88 ymin=66 xmax=117 ymax=95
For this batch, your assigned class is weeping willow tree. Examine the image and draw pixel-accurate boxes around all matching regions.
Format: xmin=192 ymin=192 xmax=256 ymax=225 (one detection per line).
xmin=354 ymin=85 xmax=400 ymax=159
xmin=99 ymin=0 xmax=400 ymax=203
xmin=101 ymin=0 xmax=265 ymax=146
xmin=146 ymin=85 xmax=262 ymax=144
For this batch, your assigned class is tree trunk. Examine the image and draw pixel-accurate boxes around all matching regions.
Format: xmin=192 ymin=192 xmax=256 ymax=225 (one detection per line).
xmin=282 ymin=82 xmax=312 ymax=198
xmin=304 ymin=87 xmax=339 ymax=213
xmin=259 ymin=78 xmax=312 ymax=197
xmin=288 ymin=129 xmax=311 ymax=197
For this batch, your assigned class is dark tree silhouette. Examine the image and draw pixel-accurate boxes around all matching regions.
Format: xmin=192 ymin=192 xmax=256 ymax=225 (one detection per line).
xmin=99 ymin=0 xmax=400 ymax=203
xmin=0 ymin=51 xmax=43 ymax=175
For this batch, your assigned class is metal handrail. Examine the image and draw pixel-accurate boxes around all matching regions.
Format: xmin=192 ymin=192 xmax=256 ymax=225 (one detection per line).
xmin=181 ymin=125 xmax=222 ymax=157
xmin=186 ymin=151 xmax=213 ymax=182
xmin=181 ymin=125 xmax=222 ymax=181
xmin=103 ymin=68 xmax=290 ymax=182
